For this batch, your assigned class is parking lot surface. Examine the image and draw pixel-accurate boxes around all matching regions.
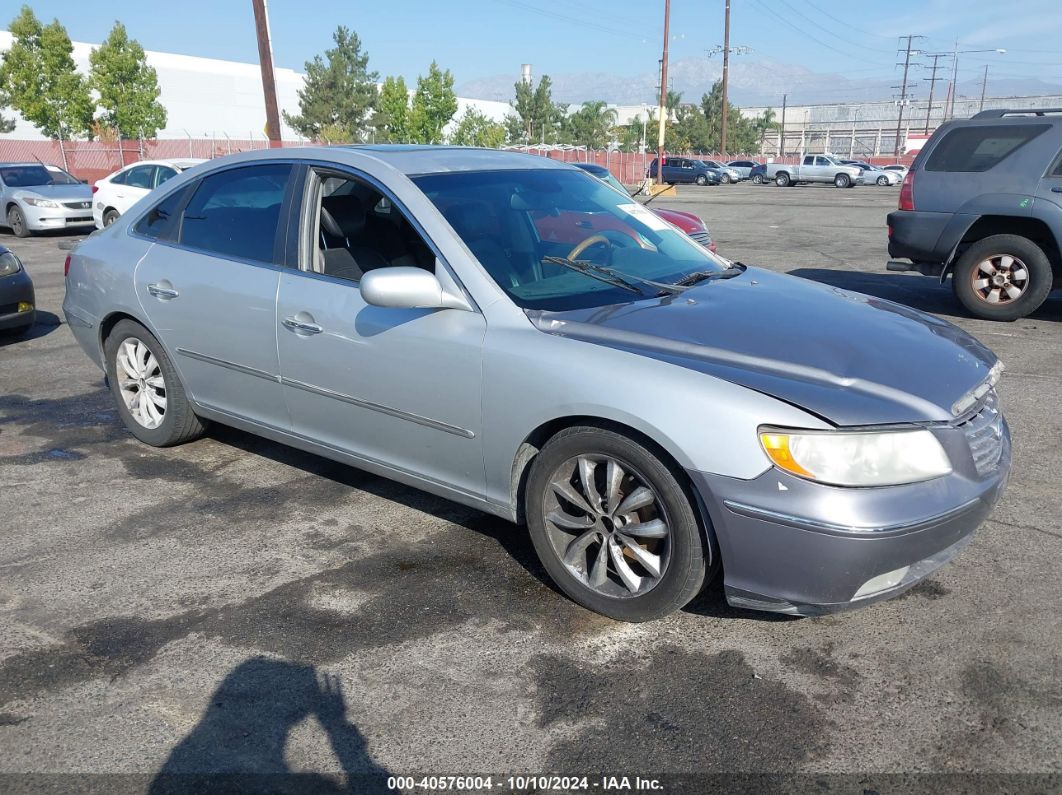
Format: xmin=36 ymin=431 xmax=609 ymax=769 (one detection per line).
xmin=1 ymin=183 xmax=1060 ymax=787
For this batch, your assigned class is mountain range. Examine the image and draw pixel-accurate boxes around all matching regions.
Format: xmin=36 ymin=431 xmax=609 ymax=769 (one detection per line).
xmin=456 ymin=56 xmax=1062 ymax=108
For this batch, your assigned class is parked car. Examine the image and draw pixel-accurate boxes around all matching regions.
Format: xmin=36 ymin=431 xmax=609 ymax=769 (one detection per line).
xmin=93 ymin=158 xmax=206 ymax=228
xmin=65 ymin=146 xmax=1010 ymax=622
xmin=748 ymin=163 xmax=769 ymax=184
xmin=697 ymin=159 xmax=742 ymax=184
xmin=573 ymin=162 xmax=717 ymax=252
xmin=726 ymin=160 xmax=761 ymax=180
xmin=883 ymin=164 xmax=909 ymax=179
xmin=647 ymin=157 xmax=721 ymax=186
xmin=0 ymin=162 xmax=94 ymax=237
xmin=841 ymin=161 xmax=901 ymax=186
xmin=765 ymin=155 xmax=863 ymax=188
xmin=887 ymin=108 xmax=1062 ymax=320
xmin=0 ymin=244 xmax=34 ymax=334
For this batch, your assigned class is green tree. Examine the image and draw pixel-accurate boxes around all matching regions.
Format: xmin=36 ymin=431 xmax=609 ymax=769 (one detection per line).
xmin=565 ymin=100 xmax=617 ymax=149
xmin=665 ymin=90 xmax=683 ymax=121
xmin=449 ymin=106 xmax=506 ymax=148
xmin=376 ymin=75 xmax=411 ymax=142
xmin=616 ymin=114 xmax=644 ymax=153
xmin=283 ymin=26 xmax=378 ymax=141
xmin=699 ymin=79 xmax=759 ymax=153
xmin=509 ymin=75 xmax=565 ymax=144
xmin=409 ymin=61 xmax=457 ymax=144
xmin=0 ymin=83 xmax=15 ymax=133
xmin=89 ymin=21 xmax=166 ymax=139
xmin=0 ymin=5 xmax=93 ymax=139
xmin=672 ymin=105 xmax=712 ymax=152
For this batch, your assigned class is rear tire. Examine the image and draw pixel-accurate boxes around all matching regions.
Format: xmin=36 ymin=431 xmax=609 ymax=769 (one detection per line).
xmin=104 ymin=319 xmax=208 ymax=446
xmin=834 ymin=173 xmax=851 ymax=188
xmin=103 ymin=208 xmax=120 ymax=227
xmin=775 ymin=172 xmax=790 ymax=187
xmin=526 ymin=426 xmax=712 ymax=622
xmin=951 ymin=234 xmax=1053 ymax=321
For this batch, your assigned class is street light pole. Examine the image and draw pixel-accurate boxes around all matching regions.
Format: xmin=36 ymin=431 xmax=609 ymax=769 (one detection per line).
xmin=720 ymin=0 xmax=731 ymax=158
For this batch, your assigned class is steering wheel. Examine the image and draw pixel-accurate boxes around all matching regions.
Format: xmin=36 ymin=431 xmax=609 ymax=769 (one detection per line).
xmin=567 ymin=234 xmax=611 ymax=261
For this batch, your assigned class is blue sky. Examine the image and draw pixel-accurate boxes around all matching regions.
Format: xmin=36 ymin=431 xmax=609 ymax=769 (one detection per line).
xmin=12 ymin=0 xmax=1062 ymax=93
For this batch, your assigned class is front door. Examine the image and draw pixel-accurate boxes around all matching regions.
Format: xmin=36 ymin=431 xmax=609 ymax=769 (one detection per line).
xmin=134 ymin=162 xmax=294 ymax=430
xmin=276 ymin=168 xmax=486 ymax=498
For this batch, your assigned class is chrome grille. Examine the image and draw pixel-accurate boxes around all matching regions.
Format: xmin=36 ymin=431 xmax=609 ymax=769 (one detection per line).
xmin=688 ymin=230 xmax=713 ymax=248
xmin=958 ymin=389 xmax=1004 ymax=477
xmin=63 ymin=201 xmax=91 ymax=210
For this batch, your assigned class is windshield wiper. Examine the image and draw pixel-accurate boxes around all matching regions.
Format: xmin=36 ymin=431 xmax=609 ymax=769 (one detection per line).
xmin=670 ymin=261 xmax=748 ymax=288
xmin=542 ymin=256 xmax=688 ymax=296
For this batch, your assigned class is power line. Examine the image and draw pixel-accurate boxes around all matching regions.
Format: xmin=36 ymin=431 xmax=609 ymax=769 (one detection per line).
xmin=922 ymin=53 xmax=945 ymax=133
xmin=893 ymin=35 xmax=924 ymax=156
xmin=745 ymin=0 xmax=895 ymax=67
xmin=801 ymin=0 xmax=897 ymax=40
xmin=772 ymin=0 xmax=895 ymax=53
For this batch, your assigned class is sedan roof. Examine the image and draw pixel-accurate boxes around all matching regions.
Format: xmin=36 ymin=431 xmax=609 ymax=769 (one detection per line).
xmin=339 ymin=145 xmax=570 ymax=175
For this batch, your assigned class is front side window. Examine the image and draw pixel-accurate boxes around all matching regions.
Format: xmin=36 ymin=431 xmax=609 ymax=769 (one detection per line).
xmin=414 ymin=169 xmax=728 ymax=311
xmin=125 ymin=166 xmax=156 ymax=189
xmin=179 ymin=163 xmax=291 ymax=264
xmin=306 ymin=171 xmax=435 ymax=283
xmin=925 ymin=124 xmax=1048 ymax=172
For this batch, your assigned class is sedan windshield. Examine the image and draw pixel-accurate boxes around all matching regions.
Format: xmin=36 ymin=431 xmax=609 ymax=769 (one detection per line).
xmin=413 ymin=169 xmax=728 ymax=311
xmin=1 ymin=165 xmax=53 ymax=187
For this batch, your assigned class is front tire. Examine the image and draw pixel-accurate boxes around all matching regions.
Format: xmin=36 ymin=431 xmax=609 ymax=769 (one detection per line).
xmin=7 ymin=205 xmax=30 ymax=238
xmin=104 ymin=319 xmax=207 ymax=446
xmin=834 ymin=173 xmax=851 ymax=188
xmin=721 ymin=173 xmax=732 ymax=184
xmin=526 ymin=426 xmax=711 ymax=622
xmin=877 ymin=175 xmax=889 ymax=186
xmin=951 ymin=234 xmax=1053 ymax=321
xmin=695 ymin=174 xmax=707 ymax=186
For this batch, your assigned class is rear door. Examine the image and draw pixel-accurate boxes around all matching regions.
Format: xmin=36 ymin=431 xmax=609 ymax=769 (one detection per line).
xmin=134 ymin=162 xmax=295 ymax=429
xmin=115 ymin=165 xmax=157 ymax=214
xmin=1035 ymin=142 xmax=1062 ymax=212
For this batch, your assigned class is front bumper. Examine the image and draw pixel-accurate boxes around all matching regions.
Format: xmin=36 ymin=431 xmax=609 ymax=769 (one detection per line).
xmin=0 ymin=268 xmax=35 ymax=330
xmin=689 ymin=422 xmax=1011 ymax=615
xmin=22 ymin=201 xmax=95 ymax=232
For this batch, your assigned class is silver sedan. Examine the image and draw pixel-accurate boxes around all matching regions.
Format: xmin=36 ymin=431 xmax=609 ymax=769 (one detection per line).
xmin=0 ymin=162 xmax=94 ymax=236
xmin=63 ymin=147 xmax=1010 ymax=621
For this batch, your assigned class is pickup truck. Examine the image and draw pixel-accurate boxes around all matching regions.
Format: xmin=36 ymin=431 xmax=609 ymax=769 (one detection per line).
xmin=765 ymin=155 xmax=863 ymax=188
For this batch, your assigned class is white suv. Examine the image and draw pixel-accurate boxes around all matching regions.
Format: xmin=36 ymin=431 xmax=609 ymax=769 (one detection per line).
xmin=92 ymin=158 xmax=206 ymax=228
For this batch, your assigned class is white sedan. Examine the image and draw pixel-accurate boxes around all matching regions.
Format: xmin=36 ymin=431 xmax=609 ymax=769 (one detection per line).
xmin=844 ymin=162 xmax=902 ymax=186
xmin=92 ymin=158 xmax=206 ymax=228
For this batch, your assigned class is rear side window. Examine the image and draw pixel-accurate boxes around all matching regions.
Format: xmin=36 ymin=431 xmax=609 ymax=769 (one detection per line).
xmin=134 ymin=185 xmax=190 ymax=240
xmin=178 ymin=163 xmax=291 ymax=264
xmin=925 ymin=124 xmax=1048 ymax=172
xmin=125 ymin=166 xmax=156 ymax=189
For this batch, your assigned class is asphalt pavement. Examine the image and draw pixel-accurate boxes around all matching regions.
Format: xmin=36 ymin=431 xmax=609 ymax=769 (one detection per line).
xmin=0 ymin=182 xmax=1059 ymax=791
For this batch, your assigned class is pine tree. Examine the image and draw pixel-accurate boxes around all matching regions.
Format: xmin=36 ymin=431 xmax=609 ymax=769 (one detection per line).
xmin=0 ymin=5 xmax=93 ymax=139
xmin=410 ymin=61 xmax=457 ymax=144
xmin=89 ymin=21 xmax=167 ymax=139
xmin=284 ymin=26 xmax=378 ymax=141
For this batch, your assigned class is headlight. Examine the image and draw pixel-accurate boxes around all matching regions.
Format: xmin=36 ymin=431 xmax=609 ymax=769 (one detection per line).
xmin=0 ymin=252 xmax=23 ymax=276
xmin=23 ymin=197 xmax=59 ymax=208
xmin=759 ymin=428 xmax=952 ymax=487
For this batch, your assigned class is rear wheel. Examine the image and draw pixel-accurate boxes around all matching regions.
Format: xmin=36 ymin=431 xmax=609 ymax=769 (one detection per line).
xmin=775 ymin=172 xmax=790 ymax=187
xmin=834 ymin=173 xmax=851 ymax=188
xmin=103 ymin=208 xmax=120 ymax=227
xmin=526 ymin=426 xmax=711 ymax=622
xmin=695 ymin=174 xmax=707 ymax=186
xmin=104 ymin=319 xmax=207 ymax=446
xmin=951 ymin=234 xmax=1053 ymax=321
xmin=7 ymin=205 xmax=30 ymax=238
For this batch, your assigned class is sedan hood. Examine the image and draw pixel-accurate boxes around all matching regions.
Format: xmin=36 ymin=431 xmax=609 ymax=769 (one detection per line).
xmin=529 ymin=267 xmax=998 ymax=426
xmin=17 ymin=184 xmax=92 ymax=201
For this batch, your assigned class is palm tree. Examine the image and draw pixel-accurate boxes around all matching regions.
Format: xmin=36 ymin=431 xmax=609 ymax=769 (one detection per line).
xmin=665 ymin=90 xmax=684 ymax=121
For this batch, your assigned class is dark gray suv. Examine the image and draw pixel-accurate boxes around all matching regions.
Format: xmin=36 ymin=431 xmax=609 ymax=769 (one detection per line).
xmin=887 ymin=108 xmax=1062 ymax=320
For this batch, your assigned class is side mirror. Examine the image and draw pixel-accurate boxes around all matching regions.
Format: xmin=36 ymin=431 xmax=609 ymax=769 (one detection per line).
xmin=359 ymin=267 xmax=471 ymax=311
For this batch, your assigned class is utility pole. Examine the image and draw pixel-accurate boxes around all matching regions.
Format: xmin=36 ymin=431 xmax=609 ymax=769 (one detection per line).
xmin=893 ymin=35 xmax=922 ymax=158
xmin=720 ymin=0 xmax=731 ymax=158
xmin=655 ymin=0 xmax=670 ymax=187
xmin=251 ymin=0 xmax=282 ymax=147
xmin=779 ymin=93 xmax=787 ymax=158
xmin=980 ymin=64 xmax=990 ymax=111
xmin=922 ymin=53 xmax=944 ymax=133
xmin=948 ymin=39 xmax=959 ymax=120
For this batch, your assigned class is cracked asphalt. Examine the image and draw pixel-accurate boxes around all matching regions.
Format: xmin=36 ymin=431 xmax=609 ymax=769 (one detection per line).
xmin=0 ymin=183 xmax=1060 ymax=791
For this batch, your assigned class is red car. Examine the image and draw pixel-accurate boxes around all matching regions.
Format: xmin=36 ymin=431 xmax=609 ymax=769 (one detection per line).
xmin=574 ymin=162 xmax=717 ymax=253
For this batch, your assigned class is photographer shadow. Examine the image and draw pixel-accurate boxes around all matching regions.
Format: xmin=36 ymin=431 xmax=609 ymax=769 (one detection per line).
xmin=149 ymin=656 xmax=391 ymax=794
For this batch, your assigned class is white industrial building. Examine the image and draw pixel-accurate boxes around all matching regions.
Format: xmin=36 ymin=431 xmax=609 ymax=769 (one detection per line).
xmin=0 ymin=30 xmax=511 ymax=142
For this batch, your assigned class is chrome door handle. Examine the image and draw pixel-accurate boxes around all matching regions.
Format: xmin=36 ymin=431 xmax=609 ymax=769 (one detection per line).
xmin=282 ymin=316 xmax=323 ymax=335
xmin=147 ymin=283 xmax=179 ymax=299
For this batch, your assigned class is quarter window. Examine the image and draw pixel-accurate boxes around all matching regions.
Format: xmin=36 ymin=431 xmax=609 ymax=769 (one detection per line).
xmin=179 ymin=163 xmax=291 ymax=264
xmin=925 ymin=124 xmax=1048 ymax=172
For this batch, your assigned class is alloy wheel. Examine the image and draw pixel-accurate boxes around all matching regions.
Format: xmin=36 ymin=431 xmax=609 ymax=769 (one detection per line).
xmin=8 ymin=208 xmax=25 ymax=236
xmin=971 ymin=254 xmax=1030 ymax=305
xmin=116 ymin=337 xmax=167 ymax=429
xmin=542 ymin=454 xmax=671 ymax=598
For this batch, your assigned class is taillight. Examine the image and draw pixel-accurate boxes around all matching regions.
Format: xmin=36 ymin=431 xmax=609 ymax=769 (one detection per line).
xmin=91 ymin=184 xmax=98 ymax=194
xmin=898 ymin=170 xmax=914 ymax=211
xmin=64 ymin=255 xmax=71 ymax=277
